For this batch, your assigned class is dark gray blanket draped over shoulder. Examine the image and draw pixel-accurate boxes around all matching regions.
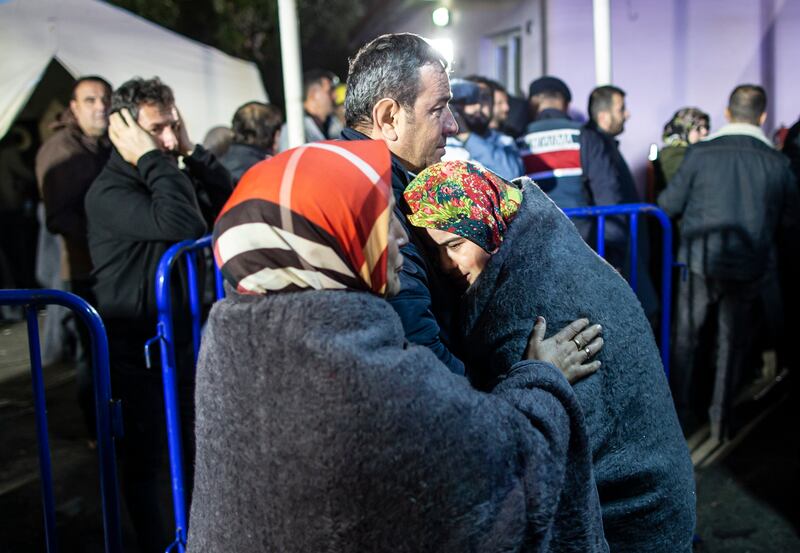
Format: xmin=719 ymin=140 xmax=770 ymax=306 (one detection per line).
xmin=460 ymin=180 xmax=696 ymax=552
xmin=187 ymin=290 xmax=607 ymax=553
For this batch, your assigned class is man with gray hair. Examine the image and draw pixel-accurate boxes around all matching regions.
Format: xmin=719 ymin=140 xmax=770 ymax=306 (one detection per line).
xmin=659 ymin=84 xmax=800 ymax=442
xmin=340 ymin=33 xmax=463 ymax=374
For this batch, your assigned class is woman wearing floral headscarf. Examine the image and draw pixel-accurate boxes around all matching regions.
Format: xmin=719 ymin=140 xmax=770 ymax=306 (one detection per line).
xmin=405 ymin=162 xmax=696 ymax=553
xmin=187 ymin=141 xmax=608 ymax=553
xmin=657 ymin=107 xmax=710 ymax=188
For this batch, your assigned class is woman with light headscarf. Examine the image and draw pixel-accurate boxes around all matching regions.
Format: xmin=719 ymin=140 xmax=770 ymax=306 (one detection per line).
xmin=657 ymin=107 xmax=710 ymax=188
xmin=404 ymin=161 xmax=696 ymax=553
xmin=187 ymin=141 xmax=607 ymax=553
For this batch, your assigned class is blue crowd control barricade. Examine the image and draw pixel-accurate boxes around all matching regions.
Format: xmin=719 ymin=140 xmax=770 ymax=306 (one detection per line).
xmin=0 ymin=289 xmax=123 ymax=553
xmin=563 ymin=203 xmax=673 ymax=376
xmin=145 ymin=235 xmax=225 ymax=553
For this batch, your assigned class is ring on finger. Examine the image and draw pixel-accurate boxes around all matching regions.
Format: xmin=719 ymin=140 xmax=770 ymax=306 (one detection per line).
xmin=573 ymin=337 xmax=582 ymax=350
xmin=584 ymin=346 xmax=591 ymax=361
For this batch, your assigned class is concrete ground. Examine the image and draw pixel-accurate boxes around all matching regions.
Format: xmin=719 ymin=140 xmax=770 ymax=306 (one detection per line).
xmin=1 ymin=317 xmax=799 ymax=552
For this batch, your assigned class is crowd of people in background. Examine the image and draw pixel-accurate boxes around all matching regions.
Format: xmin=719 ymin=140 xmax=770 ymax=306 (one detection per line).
xmin=1 ymin=29 xmax=799 ymax=553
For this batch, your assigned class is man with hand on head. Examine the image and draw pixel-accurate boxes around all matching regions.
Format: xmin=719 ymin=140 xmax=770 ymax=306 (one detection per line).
xmin=85 ymin=76 xmax=232 ymax=553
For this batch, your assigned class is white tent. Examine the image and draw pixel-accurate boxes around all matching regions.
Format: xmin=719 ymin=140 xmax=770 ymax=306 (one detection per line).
xmin=0 ymin=0 xmax=268 ymax=141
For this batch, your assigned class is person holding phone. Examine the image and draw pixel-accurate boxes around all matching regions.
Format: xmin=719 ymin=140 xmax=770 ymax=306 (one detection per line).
xmin=84 ymin=76 xmax=232 ymax=553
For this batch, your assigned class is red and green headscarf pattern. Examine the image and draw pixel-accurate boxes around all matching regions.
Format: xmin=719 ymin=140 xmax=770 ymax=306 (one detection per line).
xmin=404 ymin=161 xmax=522 ymax=252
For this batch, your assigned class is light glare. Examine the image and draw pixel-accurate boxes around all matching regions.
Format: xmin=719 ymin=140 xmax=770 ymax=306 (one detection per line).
xmin=432 ymin=7 xmax=450 ymax=27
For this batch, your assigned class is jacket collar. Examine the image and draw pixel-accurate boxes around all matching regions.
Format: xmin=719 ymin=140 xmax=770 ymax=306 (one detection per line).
xmin=705 ymin=122 xmax=773 ymax=147
xmin=536 ymin=108 xmax=570 ymax=121
xmin=341 ymin=127 xmax=411 ymax=201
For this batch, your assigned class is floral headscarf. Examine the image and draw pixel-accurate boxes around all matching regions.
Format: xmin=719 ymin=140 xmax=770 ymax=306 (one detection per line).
xmin=404 ymin=161 xmax=522 ymax=252
xmin=213 ymin=140 xmax=394 ymax=295
xmin=662 ymin=107 xmax=710 ymax=147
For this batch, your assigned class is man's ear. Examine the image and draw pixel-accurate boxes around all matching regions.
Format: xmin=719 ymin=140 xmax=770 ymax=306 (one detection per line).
xmin=758 ymin=111 xmax=767 ymax=126
xmin=724 ymin=107 xmax=732 ymax=123
xmin=372 ymin=98 xmax=401 ymax=142
xmin=69 ymin=99 xmax=78 ymax=118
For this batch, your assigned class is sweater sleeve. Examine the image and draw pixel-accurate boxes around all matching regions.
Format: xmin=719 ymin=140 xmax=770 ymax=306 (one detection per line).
xmin=183 ymin=144 xmax=234 ymax=225
xmin=89 ymin=150 xmax=208 ymax=241
xmin=657 ymin=146 xmax=696 ymax=217
xmin=463 ymin=132 xmax=525 ymax=181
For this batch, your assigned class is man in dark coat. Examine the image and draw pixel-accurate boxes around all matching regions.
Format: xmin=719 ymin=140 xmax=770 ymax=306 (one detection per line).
xmin=339 ymin=33 xmax=464 ymax=374
xmin=518 ymin=77 xmax=623 ymax=264
xmin=85 ymin=76 xmax=232 ymax=553
xmin=585 ymin=85 xmax=659 ymax=324
xmin=658 ymin=84 xmax=800 ymax=441
xmin=35 ymin=75 xmax=112 ymax=438
xmin=219 ymin=101 xmax=282 ymax=184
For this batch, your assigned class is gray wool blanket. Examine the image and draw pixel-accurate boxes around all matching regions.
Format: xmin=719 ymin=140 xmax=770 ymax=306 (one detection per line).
xmin=187 ymin=290 xmax=608 ymax=552
xmin=460 ymin=180 xmax=696 ymax=552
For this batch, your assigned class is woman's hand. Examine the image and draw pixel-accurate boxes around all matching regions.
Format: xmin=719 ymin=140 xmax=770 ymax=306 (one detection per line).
xmin=524 ymin=316 xmax=603 ymax=384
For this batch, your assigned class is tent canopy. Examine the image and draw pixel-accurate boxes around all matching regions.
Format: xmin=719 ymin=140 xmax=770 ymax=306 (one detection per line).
xmin=0 ymin=0 xmax=268 ymax=141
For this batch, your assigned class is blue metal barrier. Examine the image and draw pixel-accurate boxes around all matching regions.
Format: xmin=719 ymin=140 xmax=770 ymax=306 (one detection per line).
xmin=144 ymin=236 xmax=225 ymax=553
xmin=0 ymin=289 xmax=123 ymax=553
xmin=563 ymin=203 xmax=673 ymax=376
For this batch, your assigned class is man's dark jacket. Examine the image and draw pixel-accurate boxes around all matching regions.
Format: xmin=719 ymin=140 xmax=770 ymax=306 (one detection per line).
xmin=520 ymin=109 xmax=628 ymax=265
xmin=782 ymin=118 xmax=800 ymax=183
xmin=461 ymin=180 xmax=696 ymax=552
xmin=340 ymin=128 xmax=464 ymax=375
xmin=219 ymin=143 xmax=269 ymax=184
xmin=658 ymin=131 xmax=800 ymax=280
xmin=85 ymin=145 xmax=232 ymax=335
xmin=36 ymin=121 xmax=111 ymax=280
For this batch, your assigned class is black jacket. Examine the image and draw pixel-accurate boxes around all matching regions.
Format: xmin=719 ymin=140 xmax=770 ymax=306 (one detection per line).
xmin=658 ymin=131 xmax=800 ymax=280
xmin=461 ymin=181 xmax=695 ymax=552
xmin=85 ymin=146 xmax=232 ymax=334
xmin=339 ymin=128 xmax=464 ymax=375
xmin=219 ymin=143 xmax=269 ymax=184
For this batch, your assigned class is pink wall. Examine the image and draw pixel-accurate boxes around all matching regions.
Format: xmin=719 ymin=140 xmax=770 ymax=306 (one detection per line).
xmin=545 ymin=0 xmax=800 ymax=194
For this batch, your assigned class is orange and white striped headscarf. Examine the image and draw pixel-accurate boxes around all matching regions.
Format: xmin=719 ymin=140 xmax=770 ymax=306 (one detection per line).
xmin=213 ymin=140 xmax=393 ymax=296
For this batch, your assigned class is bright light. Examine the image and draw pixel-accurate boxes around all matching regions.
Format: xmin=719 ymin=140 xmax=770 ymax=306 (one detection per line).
xmin=432 ymin=7 xmax=450 ymax=27
xmin=427 ymin=37 xmax=454 ymax=68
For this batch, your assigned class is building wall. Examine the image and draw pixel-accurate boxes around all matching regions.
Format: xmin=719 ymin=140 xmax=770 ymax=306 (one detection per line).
xmin=545 ymin=0 xmax=800 ymax=193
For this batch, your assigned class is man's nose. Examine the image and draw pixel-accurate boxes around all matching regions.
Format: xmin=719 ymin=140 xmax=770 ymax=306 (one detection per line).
xmin=162 ymin=128 xmax=179 ymax=150
xmin=397 ymin=227 xmax=409 ymax=248
xmin=443 ymin=107 xmax=459 ymax=136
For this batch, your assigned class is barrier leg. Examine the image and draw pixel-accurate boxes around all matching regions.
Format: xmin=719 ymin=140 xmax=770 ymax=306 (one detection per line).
xmin=158 ymin=321 xmax=188 ymax=553
xmin=184 ymin=252 xmax=202 ymax=364
xmin=629 ymin=213 xmax=639 ymax=293
xmin=25 ymin=305 xmax=60 ymax=553
xmin=214 ymin=263 xmax=225 ymax=301
xmin=596 ymin=215 xmax=606 ymax=258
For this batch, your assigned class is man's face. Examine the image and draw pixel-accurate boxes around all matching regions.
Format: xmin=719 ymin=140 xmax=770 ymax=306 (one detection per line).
xmin=385 ymin=211 xmax=409 ymax=298
xmin=392 ymin=64 xmax=458 ymax=173
xmin=70 ymin=81 xmax=110 ymax=137
xmin=462 ymin=84 xmax=493 ymax=136
xmin=599 ymin=93 xmax=629 ymax=136
xmin=310 ymin=78 xmax=335 ymax=118
xmin=425 ymin=227 xmax=491 ymax=291
xmin=491 ymin=89 xmax=510 ymax=129
xmin=137 ymin=103 xmax=180 ymax=155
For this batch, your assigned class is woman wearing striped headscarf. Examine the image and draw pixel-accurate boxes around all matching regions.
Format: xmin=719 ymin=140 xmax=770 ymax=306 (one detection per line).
xmin=404 ymin=161 xmax=696 ymax=553
xmin=187 ymin=140 xmax=607 ymax=553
